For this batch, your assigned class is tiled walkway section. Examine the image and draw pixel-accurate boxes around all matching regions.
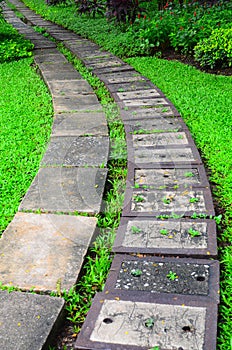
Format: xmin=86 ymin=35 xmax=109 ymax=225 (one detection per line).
xmin=1 ymin=1 xmax=219 ymax=349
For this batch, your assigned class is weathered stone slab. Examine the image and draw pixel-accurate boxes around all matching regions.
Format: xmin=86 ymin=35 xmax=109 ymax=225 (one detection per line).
xmin=21 ymin=33 xmax=45 ymax=41
xmin=48 ymin=31 xmax=79 ymax=41
xmin=0 ymin=290 xmax=65 ymax=350
xmin=131 ymin=131 xmax=192 ymax=147
xmin=41 ymin=136 xmax=109 ymax=166
xmin=113 ymin=88 xmax=163 ymax=101
xmin=32 ymin=40 xmax=57 ymax=49
xmin=121 ymin=106 xmax=180 ymax=120
xmin=75 ymin=292 xmax=217 ymax=350
xmin=124 ymin=117 xmax=187 ymax=133
xmin=120 ymin=97 xmax=170 ymax=108
xmin=0 ymin=212 xmax=97 ymax=292
xmin=107 ymin=80 xmax=155 ymax=93
xmin=52 ymin=94 xmax=101 ymax=112
xmin=39 ymin=67 xmax=82 ymax=81
xmin=38 ymin=61 xmax=77 ymax=73
xmin=83 ymin=58 xmax=124 ymax=70
xmin=130 ymin=146 xmax=202 ymax=165
xmin=126 ymin=164 xmax=210 ymax=190
xmin=52 ymin=111 xmax=108 ymax=136
xmin=104 ymin=255 xmax=219 ymax=302
xmin=47 ymin=79 xmax=94 ymax=96
xmin=93 ymin=65 xmax=133 ymax=74
xmin=34 ymin=53 xmax=67 ymax=64
xmin=98 ymin=71 xmax=147 ymax=84
xmin=123 ymin=188 xmax=215 ymax=216
xmin=19 ymin=167 xmax=107 ymax=214
xmin=113 ymin=217 xmax=217 ymax=257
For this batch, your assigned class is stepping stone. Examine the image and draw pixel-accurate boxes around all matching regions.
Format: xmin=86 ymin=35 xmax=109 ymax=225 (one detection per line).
xmin=74 ymin=292 xmax=217 ymax=350
xmin=41 ymin=136 xmax=109 ymax=166
xmin=52 ymin=111 xmax=108 ymax=137
xmin=112 ymin=88 xmax=163 ymax=101
xmin=83 ymin=58 xmax=125 ymax=70
xmin=52 ymin=94 xmax=101 ymax=112
xmin=104 ymin=255 xmax=219 ymax=303
xmin=124 ymin=117 xmax=187 ymax=133
xmin=0 ymin=290 xmax=65 ymax=350
xmin=47 ymin=31 xmax=79 ymax=41
xmin=47 ymin=79 xmax=94 ymax=96
xmin=19 ymin=167 xmax=107 ymax=214
xmin=107 ymin=80 xmax=156 ymax=93
xmin=93 ymin=65 xmax=134 ymax=74
xmin=33 ymin=40 xmax=57 ymax=49
xmin=123 ymin=188 xmax=215 ymax=217
xmin=34 ymin=52 xmax=67 ymax=64
xmin=0 ymin=212 xmax=97 ymax=292
xmin=98 ymin=71 xmax=148 ymax=84
xmin=128 ymin=131 xmax=194 ymax=147
xmin=127 ymin=164 xmax=210 ymax=189
xmin=119 ymin=97 xmax=170 ymax=108
xmin=113 ymin=217 xmax=217 ymax=257
xmin=121 ymin=106 xmax=180 ymax=120
xmin=129 ymin=145 xmax=202 ymax=165
xmin=39 ymin=68 xmax=82 ymax=82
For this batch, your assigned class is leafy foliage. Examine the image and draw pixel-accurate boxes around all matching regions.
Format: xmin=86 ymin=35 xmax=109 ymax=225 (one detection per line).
xmin=76 ymin=0 xmax=105 ymax=17
xmin=194 ymin=27 xmax=232 ymax=68
xmin=106 ymin=0 xmax=150 ymax=23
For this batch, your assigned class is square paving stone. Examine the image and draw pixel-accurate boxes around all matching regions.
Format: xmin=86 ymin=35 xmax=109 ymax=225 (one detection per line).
xmin=123 ymin=188 xmax=215 ymax=217
xmin=19 ymin=167 xmax=107 ymax=214
xmin=104 ymin=255 xmax=219 ymax=303
xmin=41 ymin=136 xmax=109 ymax=166
xmin=52 ymin=111 xmax=108 ymax=136
xmin=128 ymin=131 xmax=194 ymax=148
xmin=0 ymin=212 xmax=97 ymax=292
xmin=113 ymin=217 xmax=217 ymax=258
xmin=0 ymin=290 xmax=65 ymax=350
xmin=126 ymin=164 xmax=210 ymax=189
xmin=74 ymin=292 xmax=217 ymax=350
xmin=47 ymin=79 xmax=94 ymax=96
xmin=52 ymin=95 xmax=101 ymax=113
xmin=124 ymin=117 xmax=187 ymax=134
xmin=121 ymin=106 xmax=180 ymax=120
xmin=129 ymin=145 xmax=202 ymax=166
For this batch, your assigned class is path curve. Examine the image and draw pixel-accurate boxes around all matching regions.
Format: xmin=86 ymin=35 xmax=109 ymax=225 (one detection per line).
xmin=1 ymin=2 xmax=219 ymax=349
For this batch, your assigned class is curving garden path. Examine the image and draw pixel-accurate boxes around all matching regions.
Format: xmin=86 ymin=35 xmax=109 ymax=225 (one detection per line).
xmin=0 ymin=1 xmax=219 ymax=349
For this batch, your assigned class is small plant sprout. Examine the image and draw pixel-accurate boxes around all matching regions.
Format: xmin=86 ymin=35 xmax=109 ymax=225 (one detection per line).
xmin=131 ymin=269 xmax=142 ymax=277
xmin=144 ymin=317 xmax=155 ymax=329
xmin=166 ymin=271 xmax=178 ymax=281
xmin=188 ymin=228 xmax=201 ymax=237
xmin=160 ymin=229 xmax=168 ymax=235
xmin=117 ymin=88 xmax=125 ymax=92
xmin=162 ymin=194 xmax=175 ymax=204
xmin=184 ymin=172 xmax=195 ymax=177
xmin=149 ymin=347 xmax=160 ymax=350
xmin=133 ymin=183 xmax=140 ymax=189
xmin=134 ymin=195 xmax=145 ymax=203
xmin=131 ymin=225 xmax=142 ymax=234
xmin=189 ymin=197 xmax=200 ymax=203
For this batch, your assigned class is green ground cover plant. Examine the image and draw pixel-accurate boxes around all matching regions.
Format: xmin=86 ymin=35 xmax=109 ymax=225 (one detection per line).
xmin=0 ymin=13 xmax=52 ymax=235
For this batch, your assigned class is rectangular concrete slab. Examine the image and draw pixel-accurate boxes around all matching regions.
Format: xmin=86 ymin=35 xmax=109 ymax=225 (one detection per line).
xmin=127 ymin=164 xmax=210 ymax=189
xmin=104 ymin=255 xmax=219 ymax=303
xmin=75 ymin=292 xmax=217 ymax=350
xmin=52 ymin=111 xmax=108 ymax=136
xmin=107 ymin=80 xmax=155 ymax=93
xmin=40 ymin=68 xmax=82 ymax=81
xmin=121 ymin=106 xmax=180 ymax=120
xmin=32 ymin=40 xmax=57 ymax=49
xmin=34 ymin=52 xmax=67 ymax=64
xmin=0 ymin=290 xmax=65 ymax=350
xmin=113 ymin=89 xmax=163 ymax=100
xmin=98 ymin=71 xmax=148 ymax=84
xmin=52 ymin=95 xmax=101 ymax=113
xmin=47 ymin=79 xmax=94 ymax=96
xmin=0 ymin=212 xmax=97 ymax=292
xmin=123 ymin=188 xmax=215 ymax=216
xmin=119 ymin=97 xmax=170 ymax=108
xmin=41 ymin=136 xmax=109 ymax=167
xmin=129 ymin=145 xmax=202 ymax=165
xmin=124 ymin=117 xmax=187 ymax=133
xmin=113 ymin=217 xmax=217 ymax=258
xmin=129 ymin=131 xmax=194 ymax=148
xmin=19 ymin=167 xmax=107 ymax=214
xmin=126 ymin=164 xmax=210 ymax=190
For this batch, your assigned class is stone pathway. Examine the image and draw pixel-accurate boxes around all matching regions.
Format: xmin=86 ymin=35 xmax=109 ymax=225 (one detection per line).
xmin=1 ymin=2 xmax=219 ymax=349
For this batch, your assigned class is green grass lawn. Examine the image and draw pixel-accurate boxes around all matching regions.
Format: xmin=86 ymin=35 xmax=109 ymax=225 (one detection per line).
xmin=0 ymin=53 xmax=53 ymax=234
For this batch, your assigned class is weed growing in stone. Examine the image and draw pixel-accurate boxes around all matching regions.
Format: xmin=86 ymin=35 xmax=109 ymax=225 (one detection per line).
xmin=188 ymin=228 xmax=201 ymax=237
xmin=131 ymin=226 xmax=142 ymax=234
xmin=189 ymin=197 xmax=200 ymax=203
xmin=131 ymin=269 xmax=142 ymax=277
xmin=166 ymin=271 xmax=178 ymax=281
